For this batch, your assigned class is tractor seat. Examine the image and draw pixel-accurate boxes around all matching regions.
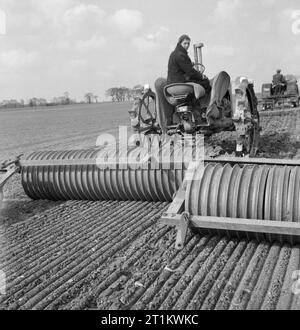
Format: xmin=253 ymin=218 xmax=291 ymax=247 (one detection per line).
xmin=164 ymin=83 xmax=205 ymax=106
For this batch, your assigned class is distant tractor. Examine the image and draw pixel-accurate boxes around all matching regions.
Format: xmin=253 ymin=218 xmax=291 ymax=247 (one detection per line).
xmin=261 ymin=75 xmax=300 ymax=110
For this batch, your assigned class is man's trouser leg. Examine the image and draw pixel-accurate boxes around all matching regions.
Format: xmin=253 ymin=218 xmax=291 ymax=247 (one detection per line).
xmin=206 ymin=71 xmax=231 ymax=120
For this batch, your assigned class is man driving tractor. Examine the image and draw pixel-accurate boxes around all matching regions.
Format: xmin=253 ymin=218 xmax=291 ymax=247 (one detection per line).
xmin=167 ymin=35 xmax=211 ymax=94
xmin=167 ymin=34 xmax=231 ymax=123
xmin=272 ymin=69 xmax=287 ymax=96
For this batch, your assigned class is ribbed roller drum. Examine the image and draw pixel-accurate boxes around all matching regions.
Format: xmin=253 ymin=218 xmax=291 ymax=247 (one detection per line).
xmin=21 ymin=147 xmax=186 ymax=202
xmin=186 ymin=163 xmax=300 ymax=222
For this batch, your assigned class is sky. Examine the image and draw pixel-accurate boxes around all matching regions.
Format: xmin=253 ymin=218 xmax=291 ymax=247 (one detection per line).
xmin=0 ymin=0 xmax=299 ymax=101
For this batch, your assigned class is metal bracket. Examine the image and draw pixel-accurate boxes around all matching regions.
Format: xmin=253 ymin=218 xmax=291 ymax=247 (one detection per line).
xmin=0 ymin=155 xmax=21 ymax=172
xmin=0 ymin=156 xmax=22 ymax=208
xmin=161 ymin=210 xmax=191 ymax=251
xmin=160 ymin=181 xmax=191 ymax=250
xmin=175 ymin=211 xmax=190 ymax=250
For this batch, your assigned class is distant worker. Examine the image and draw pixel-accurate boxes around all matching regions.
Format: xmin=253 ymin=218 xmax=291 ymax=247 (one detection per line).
xmin=167 ymin=34 xmax=211 ymax=94
xmin=272 ymin=69 xmax=287 ymax=96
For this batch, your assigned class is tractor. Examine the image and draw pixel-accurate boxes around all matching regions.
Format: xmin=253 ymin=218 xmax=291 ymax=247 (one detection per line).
xmin=129 ymin=43 xmax=260 ymax=157
xmin=261 ymin=75 xmax=300 ymax=111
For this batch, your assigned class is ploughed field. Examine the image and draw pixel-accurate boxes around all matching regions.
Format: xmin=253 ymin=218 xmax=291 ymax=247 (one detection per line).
xmin=0 ymin=103 xmax=300 ymax=310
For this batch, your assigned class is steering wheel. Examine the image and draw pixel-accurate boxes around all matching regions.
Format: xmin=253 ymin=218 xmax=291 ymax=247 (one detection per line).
xmin=195 ymin=63 xmax=206 ymax=74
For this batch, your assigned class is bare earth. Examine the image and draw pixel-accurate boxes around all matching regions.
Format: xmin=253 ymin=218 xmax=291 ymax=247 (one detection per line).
xmin=1 ymin=103 xmax=300 ymax=310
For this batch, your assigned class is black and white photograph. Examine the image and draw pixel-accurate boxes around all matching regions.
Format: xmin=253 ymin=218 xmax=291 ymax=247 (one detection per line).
xmin=0 ymin=0 xmax=300 ymax=316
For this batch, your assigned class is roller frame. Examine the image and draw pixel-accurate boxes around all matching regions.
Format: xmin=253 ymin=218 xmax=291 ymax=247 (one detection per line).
xmin=17 ymin=156 xmax=300 ymax=167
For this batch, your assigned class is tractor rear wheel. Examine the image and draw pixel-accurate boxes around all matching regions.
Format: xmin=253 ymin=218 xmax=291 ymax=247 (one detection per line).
xmin=244 ymin=90 xmax=260 ymax=157
xmin=234 ymin=81 xmax=260 ymax=157
xmin=244 ymin=113 xmax=260 ymax=157
xmin=138 ymin=89 xmax=157 ymax=126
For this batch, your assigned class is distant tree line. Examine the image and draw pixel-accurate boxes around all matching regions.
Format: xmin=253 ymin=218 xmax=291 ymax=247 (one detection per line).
xmin=105 ymin=85 xmax=143 ymax=102
xmin=0 ymin=92 xmax=76 ymax=109
xmin=0 ymin=91 xmax=97 ymax=109
xmin=0 ymin=87 xmax=143 ymax=109
xmin=0 ymin=99 xmax=25 ymax=108
xmin=48 ymin=92 xmax=76 ymax=106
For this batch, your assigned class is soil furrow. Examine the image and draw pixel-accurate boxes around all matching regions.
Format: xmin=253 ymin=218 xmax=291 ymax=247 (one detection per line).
xmin=246 ymin=244 xmax=281 ymax=310
xmin=0 ymin=203 xmax=165 ymax=308
xmin=229 ymin=242 xmax=270 ymax=310
xmin=19 ymin=206 xmax=165 ymax=310
xmin=276 ymin=247 xmax=300 ymax=310
xmin=214 ymin=240 xmax=258 ymax=310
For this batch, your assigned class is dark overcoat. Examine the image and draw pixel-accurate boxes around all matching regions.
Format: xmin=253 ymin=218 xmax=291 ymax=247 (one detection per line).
xmin=167 ymin=44 xmax=211 ymax=93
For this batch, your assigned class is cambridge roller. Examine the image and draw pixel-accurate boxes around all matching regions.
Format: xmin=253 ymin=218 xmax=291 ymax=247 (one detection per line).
xmin=21 ymin=147 xmax=185 ymax=202
xmin=186 ymin=163 xmax=300 ymax=222
xmin=16 ymin=149 xmax=300 ymax=223
xmin=1 ymin=145 xmax=300 ymax=246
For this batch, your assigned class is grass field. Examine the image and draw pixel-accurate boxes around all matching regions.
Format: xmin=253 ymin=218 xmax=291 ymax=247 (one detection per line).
xmin=1 ymin=104 xmax=300 ymax=310
xmin=0 ymin=103 xmax=130 ymax=160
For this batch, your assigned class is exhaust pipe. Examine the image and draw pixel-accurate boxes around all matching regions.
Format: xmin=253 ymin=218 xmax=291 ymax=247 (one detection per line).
xmin=193 ymin=43 xmax=204 ymax=72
